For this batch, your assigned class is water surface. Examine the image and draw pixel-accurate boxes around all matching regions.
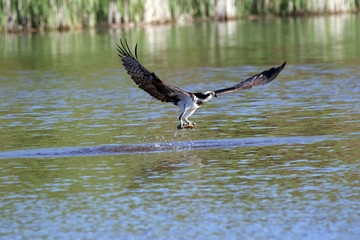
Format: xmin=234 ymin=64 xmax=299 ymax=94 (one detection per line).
xmin=0 ymin=15 xmax=360 ymax=239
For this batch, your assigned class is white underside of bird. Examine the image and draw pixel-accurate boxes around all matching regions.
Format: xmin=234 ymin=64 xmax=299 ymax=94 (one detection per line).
xmin=177 ymin=91 xmax=215 ymax=129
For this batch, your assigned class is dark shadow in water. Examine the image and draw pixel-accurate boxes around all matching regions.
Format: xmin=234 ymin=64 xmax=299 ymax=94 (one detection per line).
xmin=0 ymin=135 xmax=333 ymax=159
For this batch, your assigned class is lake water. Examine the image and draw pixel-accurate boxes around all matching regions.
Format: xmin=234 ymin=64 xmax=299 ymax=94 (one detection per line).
xmin=0 ymin=15 xmax=359 ymax=239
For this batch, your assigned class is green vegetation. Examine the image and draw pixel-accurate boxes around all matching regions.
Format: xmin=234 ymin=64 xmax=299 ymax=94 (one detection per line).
xmin=1 ymin=0 xmax=359 ymax=32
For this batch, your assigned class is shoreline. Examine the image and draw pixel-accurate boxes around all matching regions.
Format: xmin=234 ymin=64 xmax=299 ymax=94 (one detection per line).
xmin=2 ymin=11 xmax=359 ymax=34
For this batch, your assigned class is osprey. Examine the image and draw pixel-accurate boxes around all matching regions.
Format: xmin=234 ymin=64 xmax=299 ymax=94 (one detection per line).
xmin=117 ymin=39 xmax=286 ymax=129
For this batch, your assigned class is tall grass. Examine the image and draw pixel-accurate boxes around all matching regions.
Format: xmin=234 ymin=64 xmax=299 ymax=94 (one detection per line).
xmin=1 ymin=0 xmax=359 ymax=32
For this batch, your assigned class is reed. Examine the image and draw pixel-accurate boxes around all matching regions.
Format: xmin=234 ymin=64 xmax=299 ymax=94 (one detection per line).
xmin=1 ymin=0 xmax=359 ymax=32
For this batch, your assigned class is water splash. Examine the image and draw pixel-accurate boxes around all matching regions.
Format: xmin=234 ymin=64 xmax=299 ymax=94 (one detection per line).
xmin=0 ymin=135 xmax=332 ymax=159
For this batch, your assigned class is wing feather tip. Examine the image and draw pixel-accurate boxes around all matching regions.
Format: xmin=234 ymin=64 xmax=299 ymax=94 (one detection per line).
xmin=279 ymin=61 xmax=286 ymax=70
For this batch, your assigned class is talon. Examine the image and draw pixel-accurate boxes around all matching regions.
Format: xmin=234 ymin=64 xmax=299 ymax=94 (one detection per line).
xmin=184 ymin=123 xmax=196 ymax=129
xmin=177 ymin=124 xmax=184 ymax=129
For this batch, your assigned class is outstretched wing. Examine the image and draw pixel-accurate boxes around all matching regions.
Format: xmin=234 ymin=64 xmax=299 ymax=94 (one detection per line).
xmin=214 ymin=62 xmax=286 ymax=96
xmin=117 ymin=39 xmax=191 ymax=104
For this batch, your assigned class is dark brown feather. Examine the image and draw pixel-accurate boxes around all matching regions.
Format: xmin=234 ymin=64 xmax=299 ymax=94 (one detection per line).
xmin=214 ymin=62 xmax=286 ymax=96
xmin=117 ymin=39 xmax=190 ymax=104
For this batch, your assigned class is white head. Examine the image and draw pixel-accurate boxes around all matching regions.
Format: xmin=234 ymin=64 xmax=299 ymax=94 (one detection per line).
xmin=193 ymin=91 xmax=216 ymax=105
xmin=202 ymin=91 xmax=216 ymax=102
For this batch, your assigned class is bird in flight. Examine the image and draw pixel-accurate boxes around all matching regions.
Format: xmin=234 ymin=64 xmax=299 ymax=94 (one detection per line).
xmin=117 ymin=39 xmax=286 ymax=129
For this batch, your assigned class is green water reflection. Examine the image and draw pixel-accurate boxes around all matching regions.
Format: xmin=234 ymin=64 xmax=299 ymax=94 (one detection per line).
xmin=1 ymin=14 xmax=359 ymax=72
xmin=1 ymin=15 xmax=359 ymax=150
